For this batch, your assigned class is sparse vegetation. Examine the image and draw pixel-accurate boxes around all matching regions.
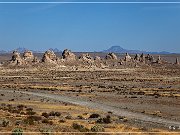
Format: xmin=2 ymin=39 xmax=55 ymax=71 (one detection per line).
xmin=12 ymin=128 xmax=23 ymax=135
xmin=91 ymin=124 xmax=105 ymax=132
xmin=89 ymin=113 xmax=101 ymax=118
xmin=72 ymin=123 xmax=89 ymax=132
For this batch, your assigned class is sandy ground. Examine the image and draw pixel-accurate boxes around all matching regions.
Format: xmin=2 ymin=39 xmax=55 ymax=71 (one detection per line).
xmin=0 ymin=53 xmax=180 ymax=134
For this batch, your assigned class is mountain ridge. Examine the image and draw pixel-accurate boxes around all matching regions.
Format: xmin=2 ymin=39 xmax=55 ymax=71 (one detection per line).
xmin=102 ymin=46 xmax=173 ymax=54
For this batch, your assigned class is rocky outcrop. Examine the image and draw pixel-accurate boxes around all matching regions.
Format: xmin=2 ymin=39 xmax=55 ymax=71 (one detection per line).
xmin=32 ymin=56 xmax=39 ymax=63
xmin=105 ymin=53 xmax=117 ymax=60
xmin=145 ymin=54 xmax=154 ymax=62
xmin=10 ymin=51 xmax=24 ymax=65
xmin=134 ymin=54 xmax=140 ymax=61
xmin=79 ymin=53 xmax=93 ymax=61
xmin=42 ymin=50 xmax=57 ymax=63
xmin=140 ymin=53 xmax=145 ymax=62
xmin=124 ymin=53 xmax=131 ymax=62
xmin=23 ymin=51 xmax=34 ymax=60
xmin=156 ymin=55 xmax=162 ymax=64
xmin=62 ymin=49 xmax=76 ymax=61
xmin=94 ymin=56 xmax=101 ymax=61
xmin=175 ymin=57 xmax=179 ymax=65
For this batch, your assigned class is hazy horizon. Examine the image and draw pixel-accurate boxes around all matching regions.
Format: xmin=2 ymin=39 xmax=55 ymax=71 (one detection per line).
xmin=0 ymin=0 xmax=180 ymax=53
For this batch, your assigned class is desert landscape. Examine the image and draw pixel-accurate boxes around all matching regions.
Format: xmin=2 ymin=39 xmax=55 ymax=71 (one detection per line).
xmin=0 ymin=49 xmax=179 ymax=134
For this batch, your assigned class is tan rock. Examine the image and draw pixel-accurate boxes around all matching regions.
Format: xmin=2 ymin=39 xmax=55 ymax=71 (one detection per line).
xmin=105 ymin=53 xmax=117 ymax=60
xmin=94 ymin=56 xmax=101 ymax=61
xmin=140 ymin=53 xmax=145 ymax=62
xmin=79 ymin=53 xmax=93 ymax=61
xmin=175 ymin=57 xmax=179 ymax=65
xmin=23 ymin=51 xmax=34 ymax=60
xmin=134 ymin=54 xmax=140 ymax=61
xmin=62 ymin=49 xmax=76 ymax=61
xmin=42 ymin=50 xmax=57 ymax=63
xmin=10 ymin=51 xmax=24 ymax=65
xmin=124 ymin=53 xmax=131 ymax=62
xmin=156 ymin=55 xmax=162 ymax=64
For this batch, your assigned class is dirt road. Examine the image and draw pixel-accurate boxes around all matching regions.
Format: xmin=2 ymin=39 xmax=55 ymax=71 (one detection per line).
xmin=1 ymin=89 xmax=180 ymax=129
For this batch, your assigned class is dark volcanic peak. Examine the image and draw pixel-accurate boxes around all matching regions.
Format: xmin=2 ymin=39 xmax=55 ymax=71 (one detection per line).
xmin=103 ymin=46 xmax=172 ymax=54
xmin=103 ymin=46 xmax=126 ymax=53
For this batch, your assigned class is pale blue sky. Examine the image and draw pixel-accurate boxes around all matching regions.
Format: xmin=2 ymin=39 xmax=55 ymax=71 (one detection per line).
xmin=0 ymin=1 xmax=180 ymax=52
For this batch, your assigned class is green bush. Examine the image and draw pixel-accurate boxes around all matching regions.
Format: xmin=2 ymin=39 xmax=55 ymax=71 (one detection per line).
xmin=12 ymin=128 xmax=23 ymax=135
xmin=72 ymin=123 xmax=89 ymax=132
xmin=1 ymin=119 xmax=9 ymax=127
xmin=91 ymin=125 xmax=105 ymax=132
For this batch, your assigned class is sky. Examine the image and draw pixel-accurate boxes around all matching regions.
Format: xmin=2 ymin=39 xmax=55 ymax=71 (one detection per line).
xmin=0 ymin=0 xmax=180 ymax=52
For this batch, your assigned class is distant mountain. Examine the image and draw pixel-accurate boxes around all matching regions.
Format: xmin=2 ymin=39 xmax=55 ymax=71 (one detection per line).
xmin=103 ymin=46 xmax=126 ymax=53
xmin=0 ymin=50 xmax=7 ymax=54
xmin=14 ymin=47 xmax=28 ymax=53
xmin=6 ymin=47 xmax=61 ymax=53
xmin=103 ymin=46 xmax=172 ymax=54
xmin=49 ymin=48 xmax=61 ymax=53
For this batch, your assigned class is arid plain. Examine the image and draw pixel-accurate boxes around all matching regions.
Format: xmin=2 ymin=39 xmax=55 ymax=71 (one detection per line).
xmin=0 ymin=50 xmax=180 ymax=134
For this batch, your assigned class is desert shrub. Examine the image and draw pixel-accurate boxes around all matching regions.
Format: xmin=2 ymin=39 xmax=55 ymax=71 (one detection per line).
xmin=39 ymin=128 xmax=52 ymax=135
xmin=65 ymin=115 xmax=72 ymax=119
xmin=77 ymin=115 xmax=84 ymax=119
xmin=9 ymin=99 xmax=15 ymax=101
xmin=11 ymin=109 xmax=21 ymax=114
xmin=54 ymin=112 xmax=61 ymax=117
xmin=49 ymin=111 xmax=55 ymax=116
xmin=20 ymin=112 xmax=26 ymax=115
xmin=26 ymin=108 xmax=33 ymax=112
xmin=15 ymin=120 xmax=22 ymax=126
xmin=96 ymin=115 xmax=111 ymax=124
xmin=0 ymin=119 xmax=10 ymax=127
xmin=118 ymin=116 xmax=125 ymax=120
xmin=26 ymin=111 xmax=36 ymax=115
xmin=27 ymin=116 xmax=42 ymax=121
xmin=72 ymin=123 xmax=89 ymax=132
xmin=42 ymin=112 xmax=49 ymax=118
xmin=91 ymin=125 xmax=105 ymax=132
xmin=42 ymin=119 xmax=49 ymax=124
xmin=12 ymin=128 xmax=23 ymax=135
xmin=89 ymin=113 xmax=100 ymax=118
xmin=118 ymin=116 xmax=128 ymax=122
xmin=23 ymin=117 xmax=34 ymax=125
xmin=17 ymin=105 xmax=25 ymax=111
xmin=59 ymin=118 xmax=66 ymax=123
xmin=25 ymin=107 xmax=36 ymax=115
xmin=96 ymin=118 xmax=103 ymax=124
xmin=42 ymin=119 xmax=53 ymax=125
xmin=49 ymin=111 xmax=61 ymax=117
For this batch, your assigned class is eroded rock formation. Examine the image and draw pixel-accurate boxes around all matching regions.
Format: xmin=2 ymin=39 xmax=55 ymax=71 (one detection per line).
xmin=105 ymin=53 xmax=117 ymax=60
xmin=175 ymin=57 xmax=179 ymax=65
xmin=62 ymin=49 xmax=76 ymax=61
xmin=156 ymin=55 xmax=162 ymax=64
xmin=79 ymin=53 xmax=93 ymax=61
xmin=10 ymin=51 xmax=24 ymax=65
xmin=124 ymin=53 xmax=131 ymax=62
xmin=134 ymin=54 xmax=140 ymax=61
xmin=23 ymin=51 xmax=34 ymax=60
xmin=42 ymin=50 xmax=57 ymax=63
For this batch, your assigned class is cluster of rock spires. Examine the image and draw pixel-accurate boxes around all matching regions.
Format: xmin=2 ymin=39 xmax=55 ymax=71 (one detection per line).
xmin=4 ymin=49 xmax=180 ymax=67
